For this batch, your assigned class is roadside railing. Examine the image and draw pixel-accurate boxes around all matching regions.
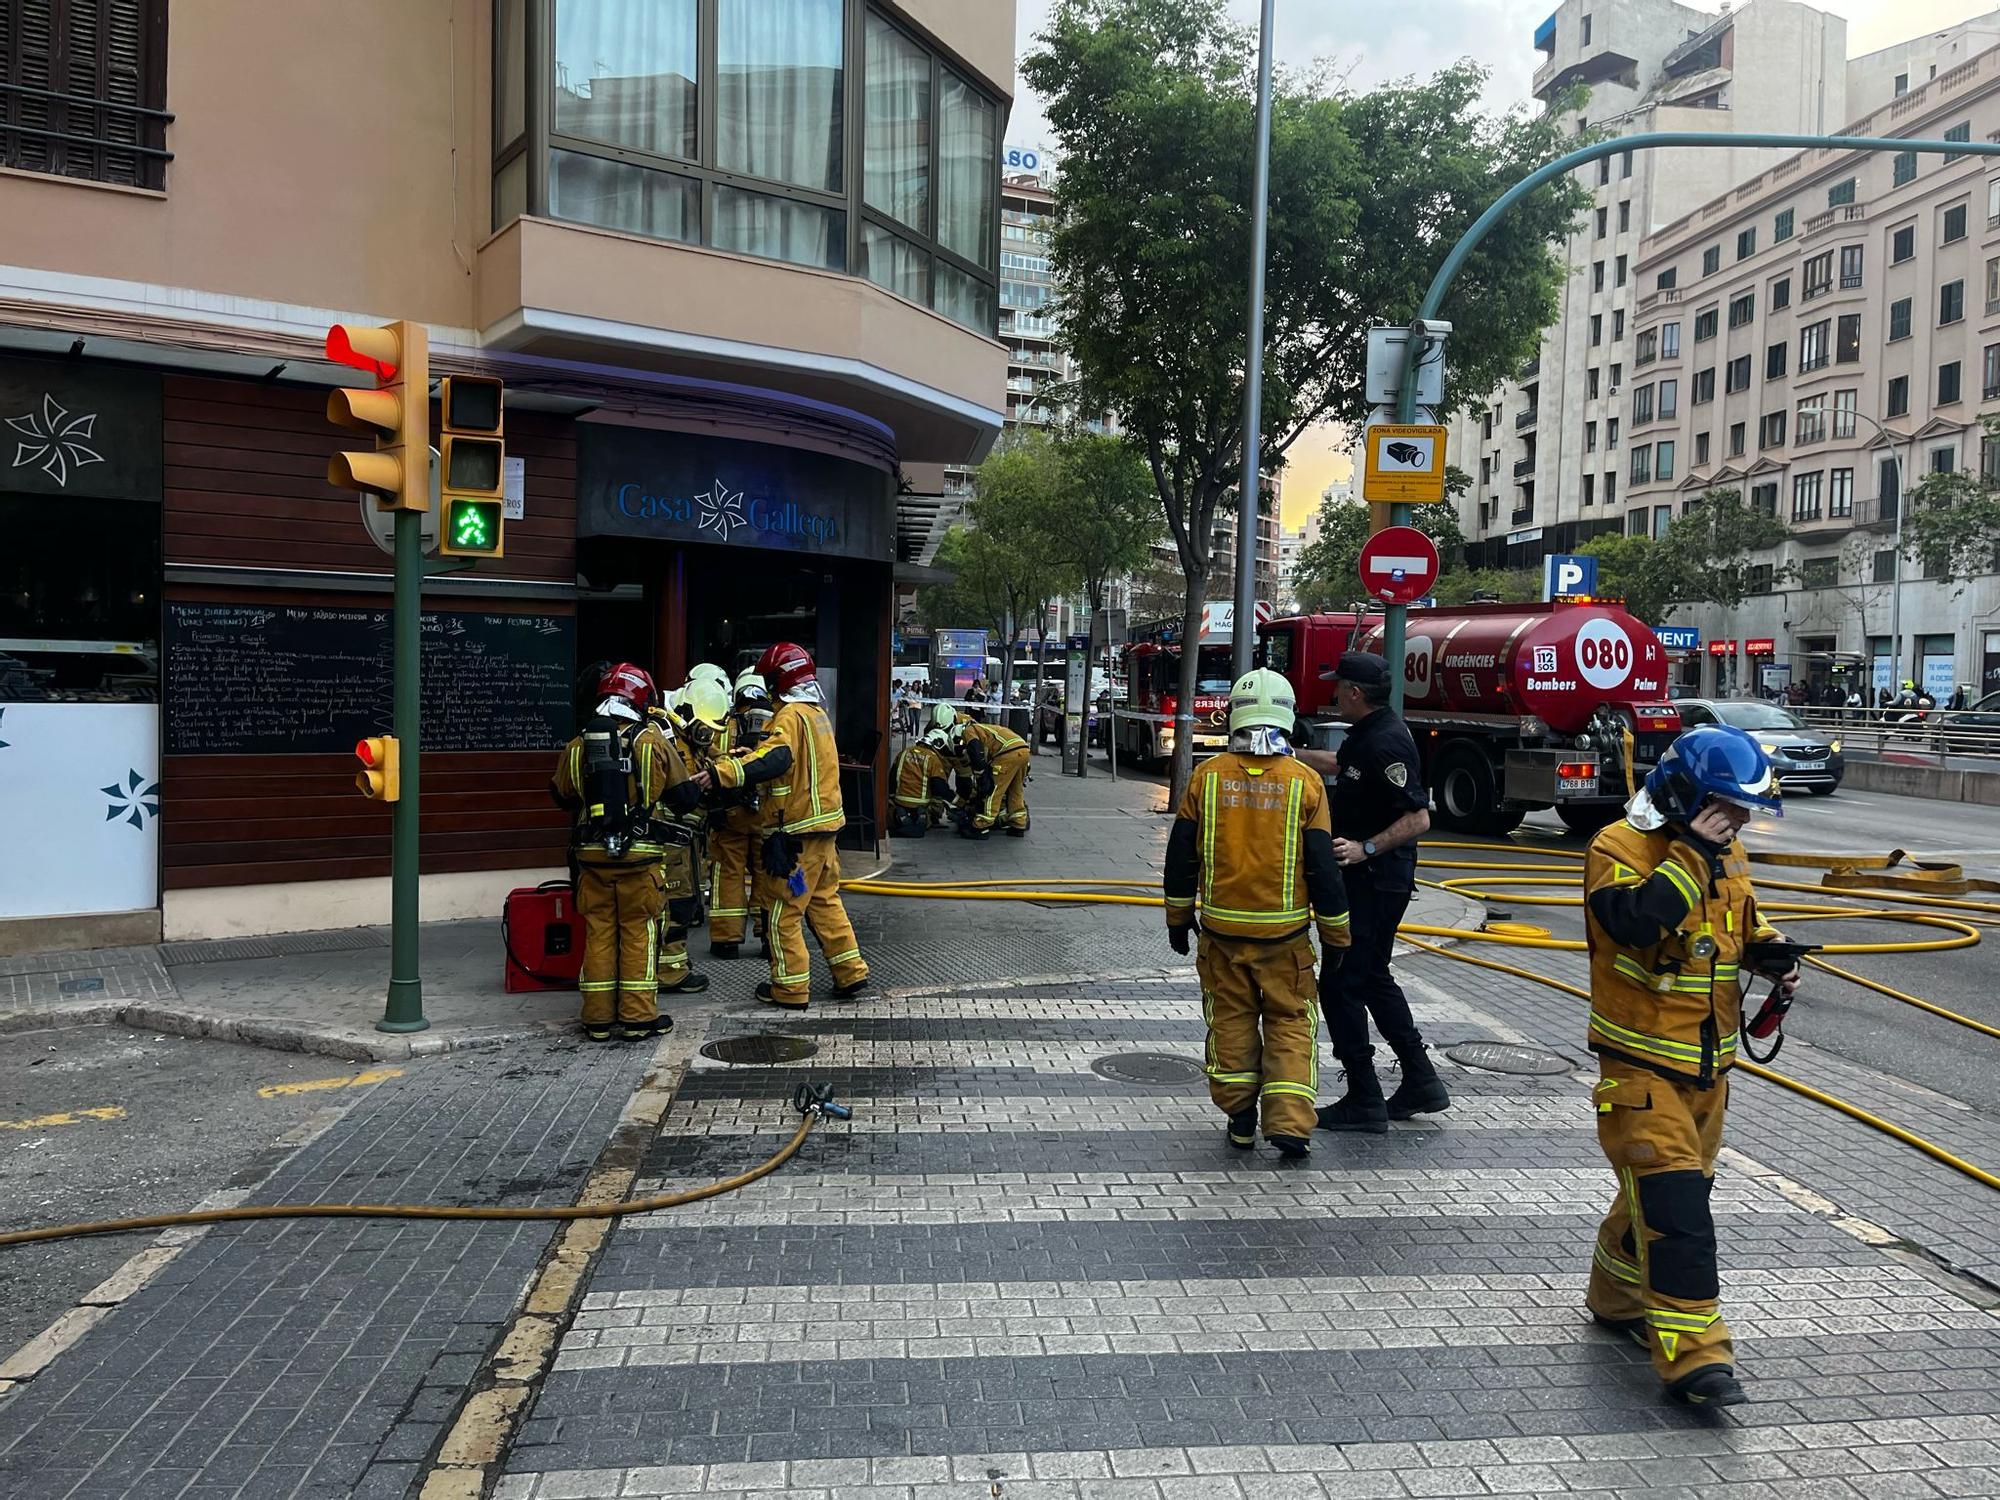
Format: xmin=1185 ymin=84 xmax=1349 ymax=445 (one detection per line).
xmin=1792 ymin=705 xmax=2000 ymax=764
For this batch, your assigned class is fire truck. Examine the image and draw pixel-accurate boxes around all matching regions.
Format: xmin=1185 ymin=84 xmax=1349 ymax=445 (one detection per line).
xmin=1117 ymin=603 xmax=1267 ymax=767
xmin=1259 ymin=599 xmax=1682 ymax=836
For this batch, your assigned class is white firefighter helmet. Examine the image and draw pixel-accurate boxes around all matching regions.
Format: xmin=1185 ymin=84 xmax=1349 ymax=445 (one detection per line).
xmin=929 ymin=702 xmax=960 ymax=733
xmin=681 ymin=678 xmax=730 ymax=733
xmin=686 ymin=662 xmax=729 ymax=693
xmin=732 ymin=666 xmax=769 ymax=703
xmin=1227 ymin=668 xmax=1296 ymax=735
xmin=923 ymin=727 xmax=950 ymax=751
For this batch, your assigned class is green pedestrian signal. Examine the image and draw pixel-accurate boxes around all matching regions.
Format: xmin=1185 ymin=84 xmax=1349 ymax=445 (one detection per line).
xmin=439 ymin=496 xmax=504 ymax=557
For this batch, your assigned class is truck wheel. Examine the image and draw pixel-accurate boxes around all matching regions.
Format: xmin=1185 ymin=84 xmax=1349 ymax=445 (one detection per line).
xmin=1431 ymin=744 xmax=1498 ymax=834
xmin=1557 ymin=804 xmax=1623 ymax=837
xmin=1480 ymin=807 xmax=1527 ymax=837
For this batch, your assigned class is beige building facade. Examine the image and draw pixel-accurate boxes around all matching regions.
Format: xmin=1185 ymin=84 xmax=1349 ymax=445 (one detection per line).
xmin=1627 ymin=40 xmax=2000 ymax=701
xmin=0 ymin=0 xmax=1011 ymax=950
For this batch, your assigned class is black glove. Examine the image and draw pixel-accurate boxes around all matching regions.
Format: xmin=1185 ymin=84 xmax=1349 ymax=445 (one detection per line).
xmin=760 ymin=829 xmax=799 ymax=878
xmin=928 ymin=776 xmax=952 ymax=800
xmin=977 ymin=770 xmax=996 ymax=800
xmin=665 ymin=778 xmax=705 ymax=814
xmin=1168 ymin=924 xmax=1193 ymax=956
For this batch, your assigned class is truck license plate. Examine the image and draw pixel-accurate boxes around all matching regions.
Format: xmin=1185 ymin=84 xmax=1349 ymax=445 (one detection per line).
xmin=1558 ymin=777 xmax=1596 ymax=795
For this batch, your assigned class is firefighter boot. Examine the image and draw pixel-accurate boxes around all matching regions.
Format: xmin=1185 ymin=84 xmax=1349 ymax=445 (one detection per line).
xmin=1268 ymin=1133 xmax=1312 ymax=1158
xmin=1317 ymin=1058 xmax=1390 ymax=1134
xmin=1226 ymin=1108 xmax=1257 ymax=1150
xmin=1386 ymin=1044 xmax=1451 ymax=1119
xmin=1667 ymin=1364 xmax=1748 ymax=1408
xmin=710 ymin=943 xmax=741 ymax=959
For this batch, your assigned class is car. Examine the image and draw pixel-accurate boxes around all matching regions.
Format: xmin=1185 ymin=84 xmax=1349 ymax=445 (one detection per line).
xmin=1673 ymin=698 xmax=1844 ymax=795
xmin=1934 ymin=690 xmax=2000 ymax=755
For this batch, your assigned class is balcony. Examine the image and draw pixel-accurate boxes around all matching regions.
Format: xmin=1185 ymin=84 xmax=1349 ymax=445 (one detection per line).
xmin=1852 ymin=497 xmax=1900 ymax=529
xmin=1515 ymin=407 xmax=1539 ymax=431
xmin=1533 ymin=41 xmax=1640 ymax=101
xmin=1803 ymin=204 xmax=1868 ymax=236
xmin=1518 ymin=356 xmax=1541 ymax=381
xmin=1513 ymin=457 xmax=1538 ymax=479
xmin=475 ymin=217 xmax=1005 ymax=465
xmin=1639 ymin=288 xmax=1684 ymax=315
xmin=1510 ymin=504 xmax=1536 ymax=526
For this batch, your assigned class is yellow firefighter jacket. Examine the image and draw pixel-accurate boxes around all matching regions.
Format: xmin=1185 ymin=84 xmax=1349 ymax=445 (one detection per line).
xmin=1163 ymin=751 xmax=1351 ymax=947
xmin=1583 ymin=817 xmax=1779 ymax=1085
xmin=960 ymin=720 xmax=1029 ymax=768
xmin=713 ymin=697 xmax=845 ymax=836
xmin=552 ymin=718 xmax=696 ymax=895
xmin=893 ymin=742 xmax=951 ymax=809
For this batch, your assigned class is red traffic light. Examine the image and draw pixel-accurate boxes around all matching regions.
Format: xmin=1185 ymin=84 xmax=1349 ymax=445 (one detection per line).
xmin=326 ymin=325 xmax=399 ymax=382
xmin=356 ymin=738 xmax=381 ymax=766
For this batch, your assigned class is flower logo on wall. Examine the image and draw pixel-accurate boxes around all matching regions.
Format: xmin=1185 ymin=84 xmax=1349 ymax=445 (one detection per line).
xmin=7 ymin=394 xmax=106 ymax=487
xmin=695 ymin=480 xmax=747 ymax=540
xmin=102 ymin=769 xmax=160 ymax=829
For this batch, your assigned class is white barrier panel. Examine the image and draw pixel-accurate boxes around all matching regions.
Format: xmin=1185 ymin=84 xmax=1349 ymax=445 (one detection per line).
xmin=0 ymin=702 xmax=161 ymax=920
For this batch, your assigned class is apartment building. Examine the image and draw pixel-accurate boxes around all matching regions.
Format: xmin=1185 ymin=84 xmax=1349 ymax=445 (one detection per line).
xmin=0 ymin=0 xmax=1011 ymax=949
xmin=1456 ymin=0 xmax=1850 ymax=573
xmin=1626 ymin=41 xmax=2000 ymax=700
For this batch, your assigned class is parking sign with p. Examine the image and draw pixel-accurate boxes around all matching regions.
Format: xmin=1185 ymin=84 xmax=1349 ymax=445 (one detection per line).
xmin=1542 ymin=553 xmax=1598 ymax=601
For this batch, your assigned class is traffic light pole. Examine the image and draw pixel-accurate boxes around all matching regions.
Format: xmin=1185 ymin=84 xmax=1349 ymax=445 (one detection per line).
xmin=1384 ymin=128 xmax=2000 ymax=715
xmin=377 ymin=505 xmax=428 ymax=1033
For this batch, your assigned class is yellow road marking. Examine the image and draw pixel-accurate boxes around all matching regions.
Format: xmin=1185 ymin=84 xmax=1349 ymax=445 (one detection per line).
xmin=257 ymin=1067 xmax=404 ymax=1099
xmin=0 ymin=1106 xmax=126 ymax=1131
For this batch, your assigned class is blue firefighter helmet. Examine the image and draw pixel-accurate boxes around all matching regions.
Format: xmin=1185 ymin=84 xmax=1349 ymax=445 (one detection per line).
xmin=1644 ymin=724 xmax=1783 ymax=822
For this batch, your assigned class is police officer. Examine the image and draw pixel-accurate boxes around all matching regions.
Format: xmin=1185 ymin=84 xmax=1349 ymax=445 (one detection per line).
xmin=953 ymin=713 xmax=1032 ymax=837
xmin=709 ymin=669 xmax=772 ymax=958
xmin=695 ymin=642 xmax=870 ymax=1008
xmin=1305 ymin=651 xmax=1449 ymax=1132
xmin=891 ymin=727 xmax=954 ymax=836
xmin=552 ymin=664 xmax=703 ymax=1041
xmin=1583 ymin=725 xmax=1797 ymax=1409
xmin=1165 ymin=670 xmax=1350 ymax=1156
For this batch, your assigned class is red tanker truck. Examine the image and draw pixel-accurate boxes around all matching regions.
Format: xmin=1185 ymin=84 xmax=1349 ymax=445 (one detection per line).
xmin=1259 ymin=599 xmax=1682 ymax=836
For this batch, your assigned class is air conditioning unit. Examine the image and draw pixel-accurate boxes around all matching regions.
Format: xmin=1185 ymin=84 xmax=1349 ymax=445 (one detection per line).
xmin=1609 ymin=384 xmax=1622 ymax=395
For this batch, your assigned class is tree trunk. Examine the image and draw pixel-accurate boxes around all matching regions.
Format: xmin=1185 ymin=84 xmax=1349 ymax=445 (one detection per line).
xmin=1169 ymin=562 xmax=1209 ymax=809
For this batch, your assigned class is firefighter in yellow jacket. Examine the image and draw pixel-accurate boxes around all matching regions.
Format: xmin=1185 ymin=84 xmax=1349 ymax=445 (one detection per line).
xmin=890 ymin=728 xmax=954 ymax=836
xmin=552 ymin=663 xmax=702 ymax=1042
xmin=1583 ymin=724 xmax=1799 ymax=1409
xmin=697 ymin=641 xmax=869 ymax=1009
xmin=953 ymin=715 xmax=1031 ymax=837
xmin=708 ymin=669 xmax=773 ymax=958
xmin=1164 ymin=669 xmax=1351 ymax=1157
xmin=647 ymin=675 xmax=731 ymax=996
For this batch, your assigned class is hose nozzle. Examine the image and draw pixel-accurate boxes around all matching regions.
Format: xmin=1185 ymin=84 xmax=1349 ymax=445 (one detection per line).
xmin=793 ymin=1082 xmax=854 ymax=1121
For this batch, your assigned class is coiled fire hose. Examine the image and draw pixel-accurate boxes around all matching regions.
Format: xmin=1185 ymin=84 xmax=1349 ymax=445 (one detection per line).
xmin=0 ymin=1085 xmax=851 ymax=1250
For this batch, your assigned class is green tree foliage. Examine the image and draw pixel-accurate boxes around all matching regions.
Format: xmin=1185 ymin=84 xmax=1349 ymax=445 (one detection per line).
xmin=1576 ymin=488 xmax=1791 ymax=625
xmin=1023 ymin=0 xmax=1583 ymax=797
xmin=1902 ymin=460 xmax=2000 ymax=591
xmin=1430 ymin=568 xmax=1542 ymax=606
xmin=1291 ymin=500 xmax=1466 ymax=614
xmin=1038 ymin=432 xmax=1158 ymax=718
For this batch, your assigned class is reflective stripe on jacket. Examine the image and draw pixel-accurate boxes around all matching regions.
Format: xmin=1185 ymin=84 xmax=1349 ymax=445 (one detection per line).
xmin=893 ymin=742 xmax=949 ymax=808
xmin=551 ymin=721 xmax=683 ymax=866
xmin=962 ymin=720 xmax=1029 ymax=767
xmin=1583 ymin=818 xmax=1777 ymax=1084
xmin=1164 ymin=752 xmax=1350 ymax=946
xmin=716 ymin=699 xmax=846 ymax=835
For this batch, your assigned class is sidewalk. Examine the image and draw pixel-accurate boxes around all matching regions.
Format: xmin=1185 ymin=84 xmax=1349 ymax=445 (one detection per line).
xmin=8 ymin=766 xmax=1997 ymax=1499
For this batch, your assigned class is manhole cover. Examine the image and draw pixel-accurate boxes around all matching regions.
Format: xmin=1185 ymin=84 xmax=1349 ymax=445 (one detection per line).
xmin=58 ymin=977 xmax=106 ymax=994
xmin=1091 ymin=1052 xmax=1207 ymax=1087
xmin=1445 ymin=1041 xmax=1575 ymax=1076
xmin=700 ymin=1035 xmax=820 ymax=1065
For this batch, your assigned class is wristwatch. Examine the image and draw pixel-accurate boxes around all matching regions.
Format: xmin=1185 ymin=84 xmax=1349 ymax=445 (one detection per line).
xmin=1362 ymin=840 xmax=1378 ymax=858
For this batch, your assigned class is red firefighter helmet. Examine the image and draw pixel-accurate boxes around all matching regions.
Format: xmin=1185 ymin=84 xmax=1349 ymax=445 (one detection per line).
xmin=754 ymin=641 xmax=817 ymax=696
xmin=596 ymin=661 xmax=657 ymax=713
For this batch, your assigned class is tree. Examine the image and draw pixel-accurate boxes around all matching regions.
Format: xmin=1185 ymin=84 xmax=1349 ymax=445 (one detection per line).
xmin=1577 ymin=488 xmax=1791 ymax=626
xmin=1902 ymin=460 xmax=2000 ymax=591
xmin=1290 ymin=497 xmax=1466 ymax=614
xmin=1431 ymin=568 xmax=1540 ymax=606
xmin=1024 ymin=0 xmax=1586 ymax=801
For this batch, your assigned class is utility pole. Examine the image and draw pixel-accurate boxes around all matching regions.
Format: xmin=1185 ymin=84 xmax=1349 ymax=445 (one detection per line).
xmin=1232 ymin=0 xmax=1277 ymax=681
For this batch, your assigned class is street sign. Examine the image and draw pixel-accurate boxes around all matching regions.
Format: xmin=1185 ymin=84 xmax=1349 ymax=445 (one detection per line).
xmin=1541 ymin=553 xmax=1598 ymax=601
xmin=1654 ymin=625 xmax=1702 ymax=652
xmin=1362 ymin=424 xmax=1448 ymax=503
xmin=1358 ymin=526 xmax=1440 ymax=605
xmin=1365 ymin=328 xmax=1445 ymax=407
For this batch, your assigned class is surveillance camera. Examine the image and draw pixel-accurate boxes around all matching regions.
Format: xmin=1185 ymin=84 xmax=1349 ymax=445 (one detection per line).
xmin=1411 ymin=318 xmax=1454 ymax=338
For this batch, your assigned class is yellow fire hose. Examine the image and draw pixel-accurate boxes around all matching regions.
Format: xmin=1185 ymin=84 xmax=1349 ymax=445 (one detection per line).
xmin=0 ymin=1095 xmax=841 ymax=1250
xmin=848 ymin=848 xmax=2000 ymax=1193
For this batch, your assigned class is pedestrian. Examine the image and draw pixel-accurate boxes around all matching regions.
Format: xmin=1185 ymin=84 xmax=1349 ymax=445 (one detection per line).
xmin=551 ymin=663 xmax=703 ymax=1042
xmin=1949 ymin=683 xmax=1970 ymax=712
xmin=698 ymin=642 xmax=870 ymax=1009
xmin=951 ymin=711 xmax=1032 ymax=837
xmin=707 ymin=669 xmax=773 ymax=960
xmin=1581 ymin=724 xmax=1798 ymax=1408
xmin=1298 ymin=651 xmax=1449 ymax=1132
xmin=890 ymin=727 xmax=954 ymax=836
xmin=1163 ymin=669 xmax=1350 ymax=1157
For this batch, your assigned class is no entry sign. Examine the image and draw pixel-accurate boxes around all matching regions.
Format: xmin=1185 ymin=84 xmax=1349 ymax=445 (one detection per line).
xmin=1358 ymin=526 xmax=1441 ymax=605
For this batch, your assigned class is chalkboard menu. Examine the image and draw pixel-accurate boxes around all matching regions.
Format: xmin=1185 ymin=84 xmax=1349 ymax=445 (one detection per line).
xmin=165 ymin=603 xmax=575 ymax=755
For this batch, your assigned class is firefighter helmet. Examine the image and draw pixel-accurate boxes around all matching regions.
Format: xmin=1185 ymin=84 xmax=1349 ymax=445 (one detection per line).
xmin=929 ymin=702 xmax=960 ymax=733
xmin=681 ymin=678 xmax=730 ymax=733
xmin=923 ymin=727 xmax=950 ymax=751
xmin=686 ymin=662 xmax=729 ymax=693
xmin=1645 ymin=724 xmax=1783 ymax=821
xmin=597 ymin=662 xmax=657 ymax=714
xmin=755 ymin=641 xmax=817 ymax=696
xmin=1227 ymin=668 xmax=1296 ymax=735
xmin=733 ymin=667 xmax=769 ymax=704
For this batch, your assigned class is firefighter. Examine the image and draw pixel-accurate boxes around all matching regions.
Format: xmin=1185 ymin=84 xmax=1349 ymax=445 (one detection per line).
xmin=648 ymin=677 xmax=730 ymax=995
xmin=891 ymin=727 xmax=955 ymax=836
xmin=551 ymin=663 xmax=702 ymax=1042
xmin=1310 ymin=651 xmax=1448 ymax=1133
xmin=1164 ymin=669 xmax=1350 ymax=1156
xmin=953 ymin=714 xmax=1031 ymax=837
xmin=696 ymin=641 xmax=870 ymax=1009
xmin=709 ymin=669 xmax=773 ymax=959
xmin=1583 ymin=724 xmax=1798 ymax=1408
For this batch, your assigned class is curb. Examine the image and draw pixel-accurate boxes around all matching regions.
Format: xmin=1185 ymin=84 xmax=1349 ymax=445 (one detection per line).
xmin=0 ymin=999 xmax=574 ymax=1063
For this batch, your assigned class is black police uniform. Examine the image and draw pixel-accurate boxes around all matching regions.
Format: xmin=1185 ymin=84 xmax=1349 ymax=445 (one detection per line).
xmin=1323 ymin=657 xmax=1437 ymax=1096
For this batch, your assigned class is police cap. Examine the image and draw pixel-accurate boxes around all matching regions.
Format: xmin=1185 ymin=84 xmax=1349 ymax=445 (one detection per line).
xmin=1325 ymin=651 xmax=1390 ymax=686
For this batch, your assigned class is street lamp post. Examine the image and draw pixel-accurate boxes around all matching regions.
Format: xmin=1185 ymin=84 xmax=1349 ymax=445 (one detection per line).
xmin=1389 ymin=128 xmax=2000 ymax=715
xmin=1232 ymin=0 xmax=1278 ymax=681
xmin=1800 ymin=402 xmax=1908 ymax=697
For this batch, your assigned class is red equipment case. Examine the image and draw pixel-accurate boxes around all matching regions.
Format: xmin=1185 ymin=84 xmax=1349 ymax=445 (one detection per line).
xmin=503 ymin=880 xmax=583 ymax=993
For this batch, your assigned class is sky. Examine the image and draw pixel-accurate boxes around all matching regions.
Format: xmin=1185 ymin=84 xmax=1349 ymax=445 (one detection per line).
xmin=1007 ymin=0 xmax=2000 ymax=526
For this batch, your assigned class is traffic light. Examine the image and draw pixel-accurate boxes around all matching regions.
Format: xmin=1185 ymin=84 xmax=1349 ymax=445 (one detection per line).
xmin=355 ymin=735 xmax=400 ymax=801
xmin=436 ymin=375 xmax=506 ymax=558
xmin=326 ymin=320 xmax=429 ymax=511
